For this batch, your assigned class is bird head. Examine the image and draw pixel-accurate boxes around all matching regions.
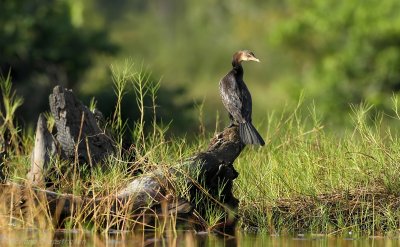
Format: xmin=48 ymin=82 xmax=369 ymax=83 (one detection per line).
xmin=233 ymin=50 xmax=260 ymax=64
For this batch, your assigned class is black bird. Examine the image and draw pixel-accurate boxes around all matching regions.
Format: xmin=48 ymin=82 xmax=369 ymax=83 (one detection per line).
xmin=219 ymin=50 xmax=265 ymax=146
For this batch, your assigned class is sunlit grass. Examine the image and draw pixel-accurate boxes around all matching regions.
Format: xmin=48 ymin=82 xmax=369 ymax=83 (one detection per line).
xmin=236 ymin=99 xmax=400 ymax=235
xmin=2 ymin=64 xmax=400 ymax=237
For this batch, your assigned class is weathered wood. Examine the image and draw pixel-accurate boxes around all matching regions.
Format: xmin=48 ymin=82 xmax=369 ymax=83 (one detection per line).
xmin=188 ymin=126 xmax=243 ymax=232
xmin=1 ymin=179 xmax=192 ymax=230
xmin=20 ymin=85 xmax=244 ymax=232
xmin=18 ymin=126 xmax=243 ymax=231
xmin=49 ymin=86 xmax=115 ymax=165
xmin=27 ymin=114 xmax=58 ymax=186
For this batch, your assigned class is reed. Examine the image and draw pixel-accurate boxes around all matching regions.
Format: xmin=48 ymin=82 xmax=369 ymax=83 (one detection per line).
xmin=236 ymin=99 xmax=400 ymax=236
xmin=2 ymin=65 xmax=400 ymax=237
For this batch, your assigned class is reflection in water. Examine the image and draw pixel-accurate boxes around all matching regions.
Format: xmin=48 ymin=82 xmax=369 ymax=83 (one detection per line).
xmin=0 ymin=229 xmax=399 ymax=247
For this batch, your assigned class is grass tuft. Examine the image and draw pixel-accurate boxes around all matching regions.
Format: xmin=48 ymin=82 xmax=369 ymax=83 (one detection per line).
xmin=2 ymin=66 xmax=400 ymax=236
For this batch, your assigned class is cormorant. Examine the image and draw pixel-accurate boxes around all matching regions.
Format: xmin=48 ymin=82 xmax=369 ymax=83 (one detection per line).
xmin=219 ymin=50 xmax=265 ymax=146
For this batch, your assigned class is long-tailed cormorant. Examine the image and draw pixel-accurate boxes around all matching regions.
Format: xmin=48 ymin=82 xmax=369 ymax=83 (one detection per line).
xmin=219 ymin=50 xmax=265 ymax=146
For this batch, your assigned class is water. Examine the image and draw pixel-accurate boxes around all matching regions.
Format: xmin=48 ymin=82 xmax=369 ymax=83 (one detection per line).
xmin=0 ymin=229 xmax=399 ymax=246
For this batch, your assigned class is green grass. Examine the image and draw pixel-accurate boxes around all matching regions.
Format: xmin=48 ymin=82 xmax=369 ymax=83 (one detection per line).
xmin=2 ymin=63 xmax=400 ymax=236
xmin=236 ymin=100 xmax=400 ymax=236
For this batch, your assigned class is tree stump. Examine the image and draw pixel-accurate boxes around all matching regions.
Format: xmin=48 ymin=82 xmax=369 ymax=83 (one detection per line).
xmin=27 ymin=114 xmax=58 ymax=186
xmin=49 ymin=86 xmax=115 ymax=166
xmin=188 ymin=126 xmax=243 ymax=232
xmin=21 ymin=85 xmax=245 ymax=232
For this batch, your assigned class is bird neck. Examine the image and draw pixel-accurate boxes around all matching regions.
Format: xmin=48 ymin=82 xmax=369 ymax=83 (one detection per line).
xmin=231 ymin=61 xmax=244 ymax=78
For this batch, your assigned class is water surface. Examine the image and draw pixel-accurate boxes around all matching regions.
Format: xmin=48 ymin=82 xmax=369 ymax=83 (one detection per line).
xmin=0 ymin=229 xmax=399 ymax=246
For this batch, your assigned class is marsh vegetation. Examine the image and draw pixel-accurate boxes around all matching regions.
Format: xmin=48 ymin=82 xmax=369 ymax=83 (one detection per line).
xmin=3 ymin=1 xmax=400 ymax=245
xmin=2 ymin=63 xmax=400 ymax=240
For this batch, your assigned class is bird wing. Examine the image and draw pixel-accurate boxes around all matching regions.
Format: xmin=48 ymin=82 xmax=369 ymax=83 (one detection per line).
xmin=239 ymin=82 xmax=252 ymax=122
xmin=219 ymin=73 xmax=246 ymax=123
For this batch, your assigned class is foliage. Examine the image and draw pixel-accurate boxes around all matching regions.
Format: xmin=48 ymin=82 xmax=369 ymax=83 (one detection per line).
xmin=85 ymin=0 xmax=274 ymax=132
xmin=83 ymin=0 xmax=400 ymax=130
xmin=6 ymin=0 xmax=400 ymax=132
xmin=0 ymin=0 xmax=117 ymax=120
xmin=0 ymin=0 xmax=116 ymax=86
xmin=274 ymin=0 xmax=400 ymax=123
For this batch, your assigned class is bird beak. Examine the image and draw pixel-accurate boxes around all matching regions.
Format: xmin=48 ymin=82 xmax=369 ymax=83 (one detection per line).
xmin=249 ymin=57 xmax=260 ymax=62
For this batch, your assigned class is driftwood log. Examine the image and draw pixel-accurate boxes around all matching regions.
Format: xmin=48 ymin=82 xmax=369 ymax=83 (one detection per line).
xmin=9 ymin=86 xmax=244 ymax=232
xmin=27 ymin=114 xmax=58 ymax=186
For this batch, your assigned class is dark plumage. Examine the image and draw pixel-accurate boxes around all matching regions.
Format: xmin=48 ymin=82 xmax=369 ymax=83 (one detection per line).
xmin=219 ymin=50 xmax=265 ymax=146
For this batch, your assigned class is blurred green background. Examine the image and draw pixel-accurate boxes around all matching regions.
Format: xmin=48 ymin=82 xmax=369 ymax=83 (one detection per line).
xmin=2 ymin=0 xmax=400 ymax=135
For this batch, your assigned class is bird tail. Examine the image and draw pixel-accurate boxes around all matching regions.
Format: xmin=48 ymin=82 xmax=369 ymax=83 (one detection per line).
xmin=239 ymin=122 xmax=265 ymax=146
